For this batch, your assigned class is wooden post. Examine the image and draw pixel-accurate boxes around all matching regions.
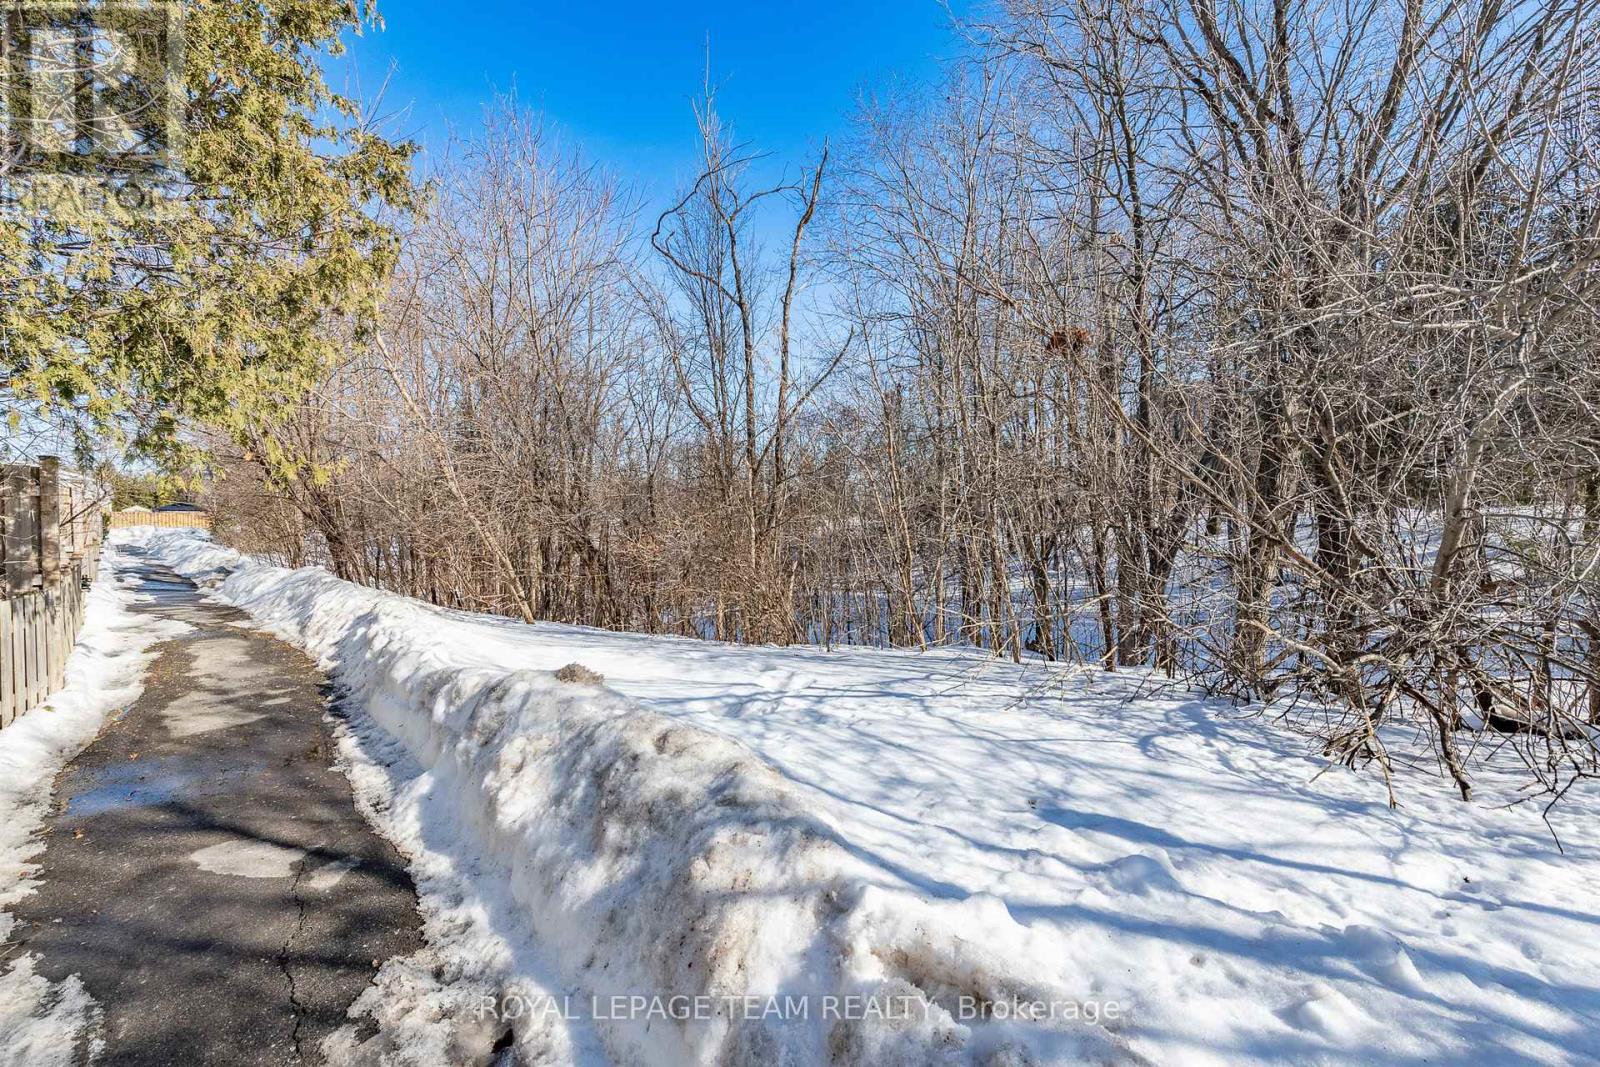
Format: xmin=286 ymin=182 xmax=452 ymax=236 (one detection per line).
xmin=39 ymin=456 xmax=61 ymax=583
xmin=3 ymin=466 xmax=39 ymax=597
xmin=0 ymin=472 xmax=9 ymax=590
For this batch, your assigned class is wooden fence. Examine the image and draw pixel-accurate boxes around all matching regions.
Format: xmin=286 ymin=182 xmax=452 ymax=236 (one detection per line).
xmin=1 ymin=459 xmax=106 ymax=728
xmin=109 ymin=509 xmax=210 ymax=530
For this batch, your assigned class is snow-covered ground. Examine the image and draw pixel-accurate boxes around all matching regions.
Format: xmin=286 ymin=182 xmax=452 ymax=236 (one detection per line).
xmin=0 ymin=540 xmax=188 ymax=1067
xmin=127 ymin=528 xmax=1600 ymax=1066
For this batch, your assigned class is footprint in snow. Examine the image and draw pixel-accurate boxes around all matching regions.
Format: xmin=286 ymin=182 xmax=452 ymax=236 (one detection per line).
xmin=1277 ymin=982 xmax=1367 ymax=1038
xmin=754 ymin=668 xmax=814 ymax=694
xmin=1338 ymin=924 xmax=1429 ymax=995
xmin=1097 ymin=850 xmax=1185 ymax=896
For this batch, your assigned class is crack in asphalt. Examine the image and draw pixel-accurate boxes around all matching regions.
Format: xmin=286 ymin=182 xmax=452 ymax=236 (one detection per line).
xmin=279 ymin=858 xmax=312 ymax=1059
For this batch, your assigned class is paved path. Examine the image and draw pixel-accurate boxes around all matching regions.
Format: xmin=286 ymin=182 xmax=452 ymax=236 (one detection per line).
xmin=7 ymin=548 xmax=421 ymax=1065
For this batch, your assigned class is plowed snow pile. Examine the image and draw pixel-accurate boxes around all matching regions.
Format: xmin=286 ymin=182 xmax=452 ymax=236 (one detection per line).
xmin=126 ymin=528 xmax=1600 ymax=1066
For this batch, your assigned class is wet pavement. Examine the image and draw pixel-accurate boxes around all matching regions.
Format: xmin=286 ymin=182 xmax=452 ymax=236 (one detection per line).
xmin=7 ymin=549 xmax=421 ymax=1065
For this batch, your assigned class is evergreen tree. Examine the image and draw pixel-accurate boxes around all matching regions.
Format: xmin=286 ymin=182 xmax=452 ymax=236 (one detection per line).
xmin=0 ymin=0 xmax=414 ymax=467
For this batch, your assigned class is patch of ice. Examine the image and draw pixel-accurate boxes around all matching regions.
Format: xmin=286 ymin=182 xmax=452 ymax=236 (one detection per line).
xmin=189 ymin=840 xmax=306 ymax=879
xmin=304 ymin=857 xmax=362 ymax=892
xmin=158 ymin=693 xmax=265 ymax=738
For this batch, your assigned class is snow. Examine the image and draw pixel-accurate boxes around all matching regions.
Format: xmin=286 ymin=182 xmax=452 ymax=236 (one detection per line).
xmin=0 ymin=957 xmax=102 ymax=1067
xmin=127 ymin=527 xmax=1600 ymax=1066
xmin=0 ymin=539 xmax=188 ymax=1067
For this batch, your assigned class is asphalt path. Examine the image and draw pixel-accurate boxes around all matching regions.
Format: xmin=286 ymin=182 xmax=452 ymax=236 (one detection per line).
xmin=8 ymin=549 xmax=421 ymax=1065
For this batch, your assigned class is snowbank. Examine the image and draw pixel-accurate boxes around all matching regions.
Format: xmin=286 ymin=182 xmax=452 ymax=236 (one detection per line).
xmin=129 ymin=528 xmax=1600 ymax=1067
xmin=129 ymin=530 xmax=1126 ymax=1064
xmin=0 ymin=539 xmax=187 ymax=1066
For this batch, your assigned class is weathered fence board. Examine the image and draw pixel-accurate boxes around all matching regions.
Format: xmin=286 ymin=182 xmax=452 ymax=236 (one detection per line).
xmin=0 ymin=460 xmax=106 ymax=729
xmin=1 ymin=598 xmax=14 ymax=721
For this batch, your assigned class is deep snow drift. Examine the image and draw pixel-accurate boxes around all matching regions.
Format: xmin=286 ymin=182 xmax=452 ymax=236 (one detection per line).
xmin=0 ymin=541 xmax=188 ymax=1067
xmin=128 ymin=528 xmax=1600 ymax=1066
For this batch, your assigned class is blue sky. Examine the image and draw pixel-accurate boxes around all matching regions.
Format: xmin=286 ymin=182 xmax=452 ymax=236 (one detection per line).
xmin=329 ymin=1 xmax=972 ymax=195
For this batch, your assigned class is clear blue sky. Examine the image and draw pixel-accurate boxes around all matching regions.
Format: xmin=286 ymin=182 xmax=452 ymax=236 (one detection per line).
xmin=330 ymin=1 xmax=972 ymax=195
